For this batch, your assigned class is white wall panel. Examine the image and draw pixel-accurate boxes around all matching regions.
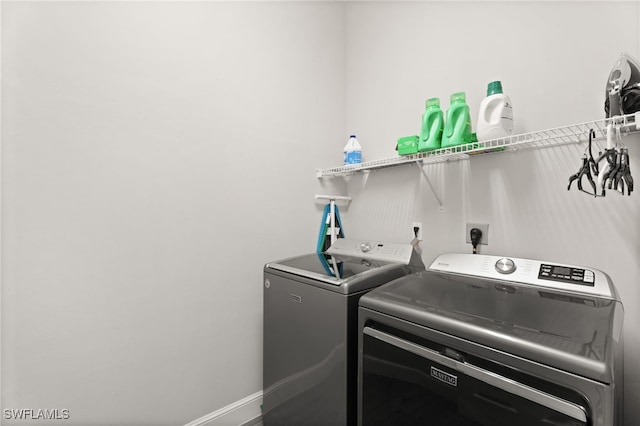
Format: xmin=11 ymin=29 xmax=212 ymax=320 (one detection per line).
xmin=1 ymin=2 xmax=345 ymax=424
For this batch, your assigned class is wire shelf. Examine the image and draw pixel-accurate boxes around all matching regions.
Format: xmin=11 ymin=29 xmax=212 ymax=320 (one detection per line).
xmin=316 ymin=113 xmax=640 ymax=178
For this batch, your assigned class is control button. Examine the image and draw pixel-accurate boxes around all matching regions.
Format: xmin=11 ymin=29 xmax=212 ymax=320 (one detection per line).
xmin=584 ymin=276 xmax=594 ymax=283
xmin=360 ymin=242 xmax=372 ymax=253
xmin=495 ymin=258 xmax=516 ymax=274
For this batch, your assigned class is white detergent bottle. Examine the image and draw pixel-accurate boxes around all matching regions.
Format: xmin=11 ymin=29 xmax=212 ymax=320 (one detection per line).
xmin=343 ymin=134 xmax=362 ymax=165
xmin=476 ymin=81 xmax=513 ymax=141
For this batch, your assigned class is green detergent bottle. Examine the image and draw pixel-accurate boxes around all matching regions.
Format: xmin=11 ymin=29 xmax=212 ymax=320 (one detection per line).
xmin=441 ymin=92 xmax=473 ymax=149
xmin=418 ymin=98 xmax=444 ymax=152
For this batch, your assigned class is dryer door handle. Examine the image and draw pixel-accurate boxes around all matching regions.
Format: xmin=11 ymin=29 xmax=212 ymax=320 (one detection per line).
xmin=363 ymin=327 xmax=588 ymax=423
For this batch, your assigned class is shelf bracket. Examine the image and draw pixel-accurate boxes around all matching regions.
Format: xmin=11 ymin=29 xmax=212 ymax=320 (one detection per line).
xmin=416 ymin=161 xmax=444 ymax=211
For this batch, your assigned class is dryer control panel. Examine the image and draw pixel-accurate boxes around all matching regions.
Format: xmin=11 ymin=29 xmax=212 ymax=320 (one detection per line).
xmin=538 ymin=263 xmax=595 ymax=286
xmin=428 ymin=253 xmax=616 ymax=300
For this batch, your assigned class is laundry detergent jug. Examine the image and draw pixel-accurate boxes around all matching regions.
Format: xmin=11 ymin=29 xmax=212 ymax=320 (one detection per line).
xmin=441 ymin=92 xmax=473 ymax=149
xmin=343 ymin=134 xmax=362 ymax=164
xmin=418 ymin=98 xmax=444 ymax=152
xmin=476 ymin=80 xmax=513 ymax=141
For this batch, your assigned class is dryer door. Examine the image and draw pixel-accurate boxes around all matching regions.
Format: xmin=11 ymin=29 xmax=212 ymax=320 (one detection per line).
xmin=360 ymin=326 xmax=590 ymax=426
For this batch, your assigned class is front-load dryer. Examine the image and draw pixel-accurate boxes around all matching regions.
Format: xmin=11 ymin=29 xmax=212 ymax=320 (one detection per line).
xmin=358 ymin=253 xmax=624 ymax=426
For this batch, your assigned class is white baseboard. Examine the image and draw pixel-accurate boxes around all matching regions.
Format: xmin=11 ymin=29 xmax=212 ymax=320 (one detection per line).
xmin=183 ymin=391 xmax=262 ymax=426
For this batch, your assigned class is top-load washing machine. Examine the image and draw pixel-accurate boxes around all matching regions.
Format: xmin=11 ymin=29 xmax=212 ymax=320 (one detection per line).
xmin=358 ymin=253 xmax=624 ymax=426
xmin=263 ymin=239 xmax=425 ymax=426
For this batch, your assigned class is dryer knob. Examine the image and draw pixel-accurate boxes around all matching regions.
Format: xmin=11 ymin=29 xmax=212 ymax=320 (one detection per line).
xmin=360 ymin=242 xmax=372 ymax=253
xmin=495 ymin=258 xmax=516 ymax=274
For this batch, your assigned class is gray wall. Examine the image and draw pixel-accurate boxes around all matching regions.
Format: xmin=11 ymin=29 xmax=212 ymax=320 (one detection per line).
xmin=1 ymin=2 xmax=345 ymax=425
xmin=341 ymin=1 xmax=640 ymax=423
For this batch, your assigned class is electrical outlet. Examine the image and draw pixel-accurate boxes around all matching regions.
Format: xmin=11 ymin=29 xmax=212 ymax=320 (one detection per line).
xmin=465 ymin=223 xmax=489 ymax=245
xmin=412 ymin=222 xmax=423 ymax=241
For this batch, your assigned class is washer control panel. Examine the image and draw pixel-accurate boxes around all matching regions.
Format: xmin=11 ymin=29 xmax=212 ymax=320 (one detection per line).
xmin=326 ymin=238 xmax=420 ymax=265
xmin=538 ymin=264 xmax=595 ymax=286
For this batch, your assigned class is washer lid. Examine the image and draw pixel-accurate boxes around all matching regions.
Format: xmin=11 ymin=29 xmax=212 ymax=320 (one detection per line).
xmin=360 ymin=270 xmax=623 ymax=383
xmin=267 ymin=253 xmax=384 ymax=284
xmin=266 ymin=239 xmax=425 ymax=287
